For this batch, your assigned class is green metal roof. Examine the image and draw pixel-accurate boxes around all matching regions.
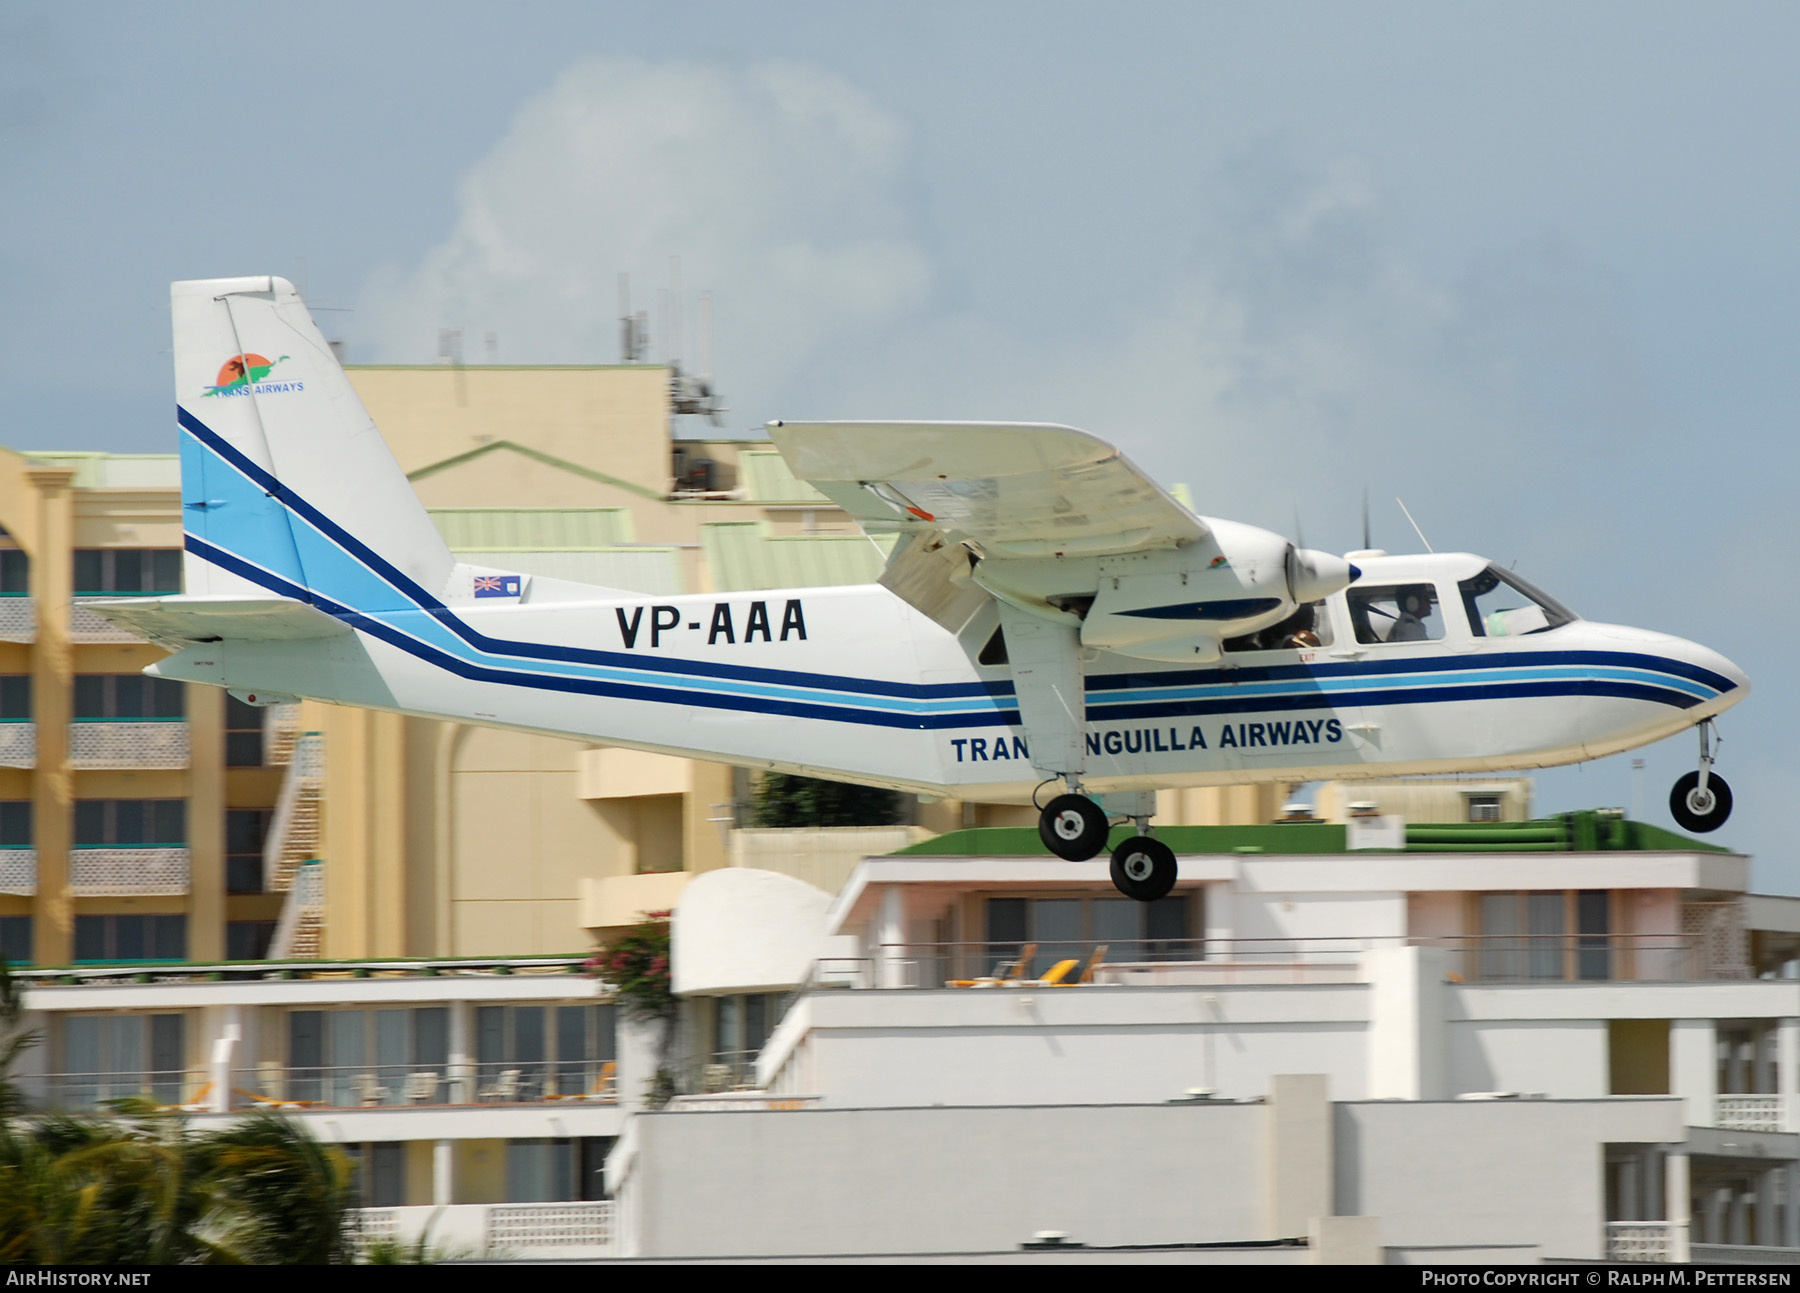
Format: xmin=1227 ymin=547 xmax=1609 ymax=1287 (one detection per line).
xmin=738 ymin=449 xmax=832 ymax=504
xmin=894 ymin=813 xmax=1730 ymax=857
xmin=701 ymin=521 xmax=894 ymax=591
xmin=429 ymin=507 xmax=637 ymax=550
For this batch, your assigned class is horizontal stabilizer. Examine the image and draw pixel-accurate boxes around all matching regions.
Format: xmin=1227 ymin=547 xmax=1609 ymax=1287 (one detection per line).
xmin=80 ymin=595 xmax=350 ymax=648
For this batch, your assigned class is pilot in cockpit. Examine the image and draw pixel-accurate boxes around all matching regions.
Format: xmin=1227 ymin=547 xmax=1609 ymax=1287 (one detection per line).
xmin=1388 ymin=588 xmax=1432 ymax=642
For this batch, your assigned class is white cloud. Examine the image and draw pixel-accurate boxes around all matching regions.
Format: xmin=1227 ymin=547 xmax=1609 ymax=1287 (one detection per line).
xmin=357 ymin=56 xmax=931 ymax=412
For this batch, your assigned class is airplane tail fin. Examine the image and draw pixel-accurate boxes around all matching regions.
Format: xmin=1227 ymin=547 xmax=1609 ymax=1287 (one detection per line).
xmin=172 ymin=276 xmax=454 ymax=611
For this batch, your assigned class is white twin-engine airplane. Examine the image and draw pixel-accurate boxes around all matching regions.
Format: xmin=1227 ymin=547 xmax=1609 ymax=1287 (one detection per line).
xmin=91 ymin=276 xmax=1751 ymax=902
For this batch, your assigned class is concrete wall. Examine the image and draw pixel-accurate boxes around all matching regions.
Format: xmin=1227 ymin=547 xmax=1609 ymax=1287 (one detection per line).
xmin=619 ymin=1103 xmax=1268 ymax=1257
xmin=1447 ymin=1020 xmax=1610 ymax=1096
xmin=1334 ymin=1097 xmax=1683 ymax=1260
xmin=778 ymin=987 xmax=1372 ymax=1105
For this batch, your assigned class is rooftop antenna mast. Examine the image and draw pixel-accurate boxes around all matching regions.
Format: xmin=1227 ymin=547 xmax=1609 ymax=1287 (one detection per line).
xmin=663 ymin=255 xmax=726 ymax=428
xmin=617 ymin=273 xmax=649 ymax=363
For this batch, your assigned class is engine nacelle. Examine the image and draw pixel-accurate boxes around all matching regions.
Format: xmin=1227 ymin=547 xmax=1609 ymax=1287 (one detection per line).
xmin=972 ymin=518 xmax=1357 ymax=663
xmin=1080 ymin=521 xmax=1292 ymax=661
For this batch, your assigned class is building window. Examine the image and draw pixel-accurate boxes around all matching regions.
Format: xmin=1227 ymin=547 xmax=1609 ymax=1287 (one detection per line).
xmin=707 ymin=993 xmax=784 ymax=1085
xmin=226 ymin=809 xmax=270 ymax=894
xmin=60 ymin=1011 xmax=187 ymax=1108
xmin=0 ymin=802 xmax=31 ymax=847
xmin=0 ymin=677 xmax=28 ymax=721
xmin=73 ymin=675 xmax=185 ymax=721
xmin=477 ymin=1003 xmax=617 ymax=1101
xmin=74 ymin=800 xmax=185 ymax=847
xmin=505 ymin=1138 xmax=613 ymax=1203
xmin=1466 ymin=794 xmax=1502 ymax=823
xmin=224 ymin=695 xmax=265 ymax=767
xmin=286 ymin=1006 xmax=452 ymax=1106
xmin=0 ymin=550 xmax=26 ymax=596
xmin=351 ymin=1142 xmax=406 ymax=1208
xmin=72 ymin=914 xmax=187 ymax=963
xmin=226 ymin=921 xmax=276 ymax=961
xmin=1476 ymin=890 xmax=1611 ymax=981
xmin=984 ymin=893 xmax=1194 ymax=979
xmin=73 ymin=549 xmax=181 ymax=596
xmin=0 ymin=916 xmax=29 ymax=965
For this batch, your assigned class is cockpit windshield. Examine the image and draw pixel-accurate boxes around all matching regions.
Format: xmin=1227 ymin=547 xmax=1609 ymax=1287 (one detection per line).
xmin=1458 ymin=566 xmax=1577 ymax=637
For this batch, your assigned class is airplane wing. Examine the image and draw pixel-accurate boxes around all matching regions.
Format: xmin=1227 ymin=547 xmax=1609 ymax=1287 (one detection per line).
xmin=766 ymin=422 xmax=1206 ymax=559
xmin=80 ymin=595 xmax=351 ymax=650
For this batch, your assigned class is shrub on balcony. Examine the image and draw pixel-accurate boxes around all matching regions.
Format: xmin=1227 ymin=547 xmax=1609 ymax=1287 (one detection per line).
xmin=590 ymin=911 xmax=674 ymax=1024
xmin=748 ymin=773 xmax=903 ymax=829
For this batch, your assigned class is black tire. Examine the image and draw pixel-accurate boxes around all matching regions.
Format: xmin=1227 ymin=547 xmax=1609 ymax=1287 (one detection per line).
xmin=1038 ymin=794 xmax=1110 ymax=860
xmin=1670 ymin=771 xmax=1733 ymax=834
xmin=1110 ymin=836 xmax=1178 ymax=902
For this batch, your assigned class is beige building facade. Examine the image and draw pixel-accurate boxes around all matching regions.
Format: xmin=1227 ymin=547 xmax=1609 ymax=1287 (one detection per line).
xmin=0 ymin=362 xmax=1297 ymax=968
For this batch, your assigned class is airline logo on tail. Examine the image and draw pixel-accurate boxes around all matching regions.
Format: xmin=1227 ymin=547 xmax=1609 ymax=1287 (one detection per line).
xmin=202 ymin=353 xmax=304 ymax=398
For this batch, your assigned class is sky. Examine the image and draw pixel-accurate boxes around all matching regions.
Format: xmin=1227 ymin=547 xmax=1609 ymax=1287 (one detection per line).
xmin=2 ymin=1 xmax=1796 ymax=877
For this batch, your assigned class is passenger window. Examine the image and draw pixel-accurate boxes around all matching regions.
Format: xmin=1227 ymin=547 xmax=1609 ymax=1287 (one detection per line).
xmin=1223 ymin=600 xmax=1335 ymax=652
xmin=1348 ymin=585 xmax=1444 ymax=645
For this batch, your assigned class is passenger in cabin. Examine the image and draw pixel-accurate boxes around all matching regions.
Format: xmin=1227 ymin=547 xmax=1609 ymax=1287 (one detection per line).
xmin=1389 ymin=588 xmax=1432 ymax=642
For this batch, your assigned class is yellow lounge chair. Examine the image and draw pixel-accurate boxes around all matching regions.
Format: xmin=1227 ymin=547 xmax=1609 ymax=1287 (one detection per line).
xmin=1077 ymin=945 xmax=1109 ymax=984
xmin=947 ymin=943 xmax=1037 ymax=988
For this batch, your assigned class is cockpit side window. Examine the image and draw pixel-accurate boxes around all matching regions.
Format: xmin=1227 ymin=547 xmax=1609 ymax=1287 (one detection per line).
xmin=1223 ymin=599 xmax=1336 ymax=652
xmin=1459 ymin=566 xmax=1577 ymax=637
xmin=1347 ymin=584 xmax=1445 ymax=645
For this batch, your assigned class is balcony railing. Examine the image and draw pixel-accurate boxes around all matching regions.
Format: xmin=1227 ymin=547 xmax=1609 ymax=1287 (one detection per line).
xmin=673 ymin=1048 xmax=762 ymax=1096
xmin=1410 ymin=933 xmax=1735 ymax=983
xmin=1608 ymin=1221 xmax=1682 ymax=1263
xmin=263 ymin=703 xmax=304 ymax=767
xmin=70 ymin=598 xmax=147 ymax=643
xmin=236 ymin=1060 xmax=617 ymax=1111
xmin=0 ymin=598 xmax=34 ymax=643
xmin=69 ymin=720 xmax=189 ymax=769
xmin=0 ymin=722 xmax=35 ymax=768
xmin=22 ymin=1060 xmax=617 ymax=1114
xmin=1716 ymin=1094 xmax=1788 ymax=1132
xmin=800 ymin=932 xmax=1740 ymax=997
xmin=352 ymin=1201 xmax=614 ymax=1257
xmin=68 ymin=847 xmax=189 ymax=896
xmin=0 ymin=848 xmax=35 ymax=895
xmin=824 ymin=937 xmax=1393 ymax=992
xmin=268 ymin=859 xmax=324 ymax=960
xmin=266 ymin=733 xmax=323 ymax=892
xmin=18 ymin=1067 xmax=212 ymax=1113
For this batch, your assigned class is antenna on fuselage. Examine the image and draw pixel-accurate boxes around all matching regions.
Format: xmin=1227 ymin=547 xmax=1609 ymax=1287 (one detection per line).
xmin=1361 ymin=487 xmax=1371 ymax=551
xmin=1395 ymin=497 xmax=1435 ymax=554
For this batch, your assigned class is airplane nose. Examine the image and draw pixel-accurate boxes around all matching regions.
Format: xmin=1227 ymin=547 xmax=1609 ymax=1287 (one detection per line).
xmin=1662 ymin=634 xmax=1749 ymax=708
xmin=1590 ymin=623 xmax=1749 ymax=709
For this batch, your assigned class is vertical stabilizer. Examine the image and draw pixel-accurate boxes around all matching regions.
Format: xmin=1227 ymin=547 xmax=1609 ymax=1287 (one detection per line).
xmin=172 ymin=276 xmax=454 ymax=610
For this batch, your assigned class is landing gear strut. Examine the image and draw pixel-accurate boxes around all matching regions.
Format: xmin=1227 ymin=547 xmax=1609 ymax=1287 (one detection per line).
xmin=1670 ymin=719 xmax=1733 ymax=834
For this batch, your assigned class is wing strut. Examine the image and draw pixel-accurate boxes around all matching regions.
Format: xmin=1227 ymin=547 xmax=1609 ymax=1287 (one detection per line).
xmin=997 ymin=603 xmax=1086 ymax=781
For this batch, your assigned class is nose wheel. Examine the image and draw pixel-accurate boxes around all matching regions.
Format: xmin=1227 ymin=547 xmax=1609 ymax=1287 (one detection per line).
xmin=1038 ymin=793 xmax=1110 ymax=861
xmin=1670 ymin=719 xmax=1733 ymax=834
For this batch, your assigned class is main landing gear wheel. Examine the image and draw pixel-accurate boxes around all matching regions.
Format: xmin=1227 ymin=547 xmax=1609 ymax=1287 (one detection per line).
xmin=1039 ymin=794 xmax=1110 ymax=861
xmin=1670 ymin=770 xmax=1733 ymax=834
xmin=1110 ymin=836 xmax=1178 ymax=903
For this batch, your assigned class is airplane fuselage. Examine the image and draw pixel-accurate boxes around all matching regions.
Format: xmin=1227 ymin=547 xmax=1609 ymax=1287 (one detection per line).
xmin=153 ymin=550 xmax=1746 ymax=800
